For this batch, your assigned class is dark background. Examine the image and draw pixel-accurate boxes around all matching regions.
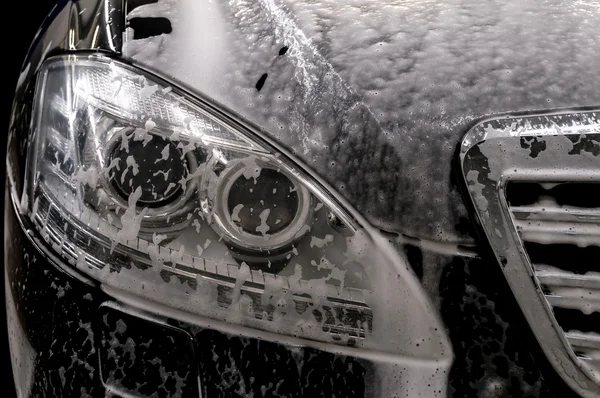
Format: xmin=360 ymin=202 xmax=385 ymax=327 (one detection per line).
xmin=3 ymin=1 xmax=56 ymax=396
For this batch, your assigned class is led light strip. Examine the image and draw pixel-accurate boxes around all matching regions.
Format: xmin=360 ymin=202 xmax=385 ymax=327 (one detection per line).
xmin=31 ymin=187 xmax=373 ymax=341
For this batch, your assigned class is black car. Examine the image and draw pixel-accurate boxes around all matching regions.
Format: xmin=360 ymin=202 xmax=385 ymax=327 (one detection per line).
xmin=5 ymin=0 xmax=600 ymax=397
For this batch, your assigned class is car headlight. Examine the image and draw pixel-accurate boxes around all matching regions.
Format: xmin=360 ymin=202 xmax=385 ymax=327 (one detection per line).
xmin=21 ymin=54 xmax=447 ymax=358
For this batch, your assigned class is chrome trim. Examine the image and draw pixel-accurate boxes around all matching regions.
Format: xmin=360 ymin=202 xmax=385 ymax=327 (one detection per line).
xmin=511 ymin=206 xmax=600 ymax=224
xmin=545 ymin=291 xmax=600 ymax=314
xmin=567 ymin=332 xmax=600 ymax=352
xmin=203 ymin=158 xmax=313 ymax=253
xmin=514 ymin=219 xmax=600 ymax=245
xmin=460 ymin=110 xmax=600 ymax=398
xmin=536 ymin=269 xmax=600 ymax=290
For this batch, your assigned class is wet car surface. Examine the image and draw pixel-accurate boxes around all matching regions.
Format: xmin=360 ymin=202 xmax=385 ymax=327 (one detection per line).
xmin=5 ymin=1 xmax=600 ymax=397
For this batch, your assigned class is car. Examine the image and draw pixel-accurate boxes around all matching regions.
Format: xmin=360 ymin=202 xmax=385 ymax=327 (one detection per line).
xmin=5 ymin=0 xmax=600 ymax=397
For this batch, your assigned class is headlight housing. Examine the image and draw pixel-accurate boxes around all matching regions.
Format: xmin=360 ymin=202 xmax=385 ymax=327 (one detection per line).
xmin=21 ymin=54 xmax=447 ymax=359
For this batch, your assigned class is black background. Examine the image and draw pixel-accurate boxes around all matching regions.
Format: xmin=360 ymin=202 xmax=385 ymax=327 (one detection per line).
xmin=3 ymin=2 xmax=56 ymax=396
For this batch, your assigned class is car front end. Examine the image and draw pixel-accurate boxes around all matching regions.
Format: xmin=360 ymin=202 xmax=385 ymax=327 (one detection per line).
xmin=6 ymin=0 xmax=600 ymax=397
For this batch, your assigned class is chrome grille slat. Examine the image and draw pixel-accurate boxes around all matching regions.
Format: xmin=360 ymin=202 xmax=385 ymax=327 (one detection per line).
xmin=514 ymin=218 xmax=600 ymax=246
xmin=516 ymin=190 xmax=600 ymax=388
xmin=535 ymin=268 xmax=600 ymax=290
xmin=515 ymin=193 xmax=600 ymax=371
xmin=566 ymin=332 xmax=600 ymax=377
xmin=511 ymin=206 xmax=600 ymax=224
xmin=545 ymin=290 xmax=600 ymax=314
xmin=567 ymin=332 xmax=600 ymax=352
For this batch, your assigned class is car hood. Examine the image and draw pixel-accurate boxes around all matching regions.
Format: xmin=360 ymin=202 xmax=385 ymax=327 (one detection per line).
xmin=123 ymin=0 xmax=600 ymax=243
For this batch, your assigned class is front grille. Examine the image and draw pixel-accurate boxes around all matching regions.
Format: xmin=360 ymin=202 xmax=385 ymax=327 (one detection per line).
xmin=460 ymin=110 xmax=600 ymax=397
xmin=508 ymin=182 xmax=600 ymax=378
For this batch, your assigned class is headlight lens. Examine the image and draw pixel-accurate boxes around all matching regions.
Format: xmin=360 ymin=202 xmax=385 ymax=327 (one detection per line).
xmin=22 ymin=55 xmax=447 ymax=357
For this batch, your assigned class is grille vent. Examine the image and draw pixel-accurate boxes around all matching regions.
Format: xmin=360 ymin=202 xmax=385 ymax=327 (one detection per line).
xmin=460 ymin=110 xmax=600 ymax=397
xmin=508 ymin=182 xmax=600 ymax=376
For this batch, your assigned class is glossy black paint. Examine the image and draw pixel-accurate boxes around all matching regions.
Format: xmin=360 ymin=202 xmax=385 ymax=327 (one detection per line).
xmin=99 ymin=307 xmax=199 ymax=397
